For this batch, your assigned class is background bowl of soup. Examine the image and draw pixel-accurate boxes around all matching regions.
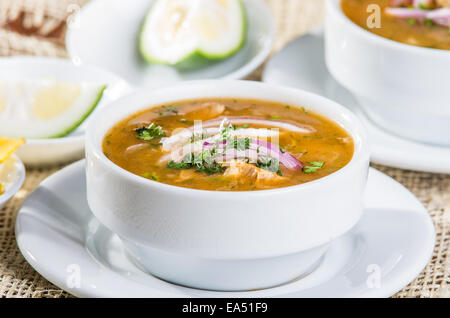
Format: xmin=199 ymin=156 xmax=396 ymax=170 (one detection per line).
xmin=85 ymin=80 xmax=369 ymax=291
xmin=325 ymin=0 xmax=450 ymax=146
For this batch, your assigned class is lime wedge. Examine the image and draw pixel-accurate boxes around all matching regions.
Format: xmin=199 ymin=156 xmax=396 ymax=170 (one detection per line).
xmin=139 ymin=0 xmax=247 ymax=66
xmin=0 ymin=79 xmax=106 ymax=139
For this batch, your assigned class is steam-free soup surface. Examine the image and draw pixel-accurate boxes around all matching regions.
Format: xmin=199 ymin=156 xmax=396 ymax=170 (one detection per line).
xmin=342 ymin=0 xmax=450 ymax=50
xmin=103 ymin=99 xmax=354 ymax=191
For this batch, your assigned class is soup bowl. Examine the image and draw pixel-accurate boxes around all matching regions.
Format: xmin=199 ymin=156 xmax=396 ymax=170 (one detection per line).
xmin=85 ymin=80 xmax=369 ymax=291
xmin=325 ymin=0 xmax=450 ymax=146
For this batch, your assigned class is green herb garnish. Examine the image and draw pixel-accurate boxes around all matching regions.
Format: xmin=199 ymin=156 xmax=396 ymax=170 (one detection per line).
xmin=162 ymin=105 xmax=179 ymax=114
xmin=135 ymin=123 xmax=165 ymax=141
xmin=167 ymin=161 xmax=191 ymax=170
xmin=233 ymin=123 xmax=251 ymax=130
xmin=407 ymin=18 xmax=417 ymax=25
xmin=303 ymin=161 xmax=325 ymax=174
xmin=167 ymin=150 xmax=224 ymax=175
xmin=142 ymin=172 xmax=159 ymax=181
xmin=257 ymin=155 xmax=282 ymax=176
xmin=231 ymin=137 xmax=250 ymax=151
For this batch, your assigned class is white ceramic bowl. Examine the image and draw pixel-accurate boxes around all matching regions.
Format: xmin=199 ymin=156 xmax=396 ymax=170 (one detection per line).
xmin=85 ymin=80 xmax=370 ymax=291
xmin=325 ymin=0 xmax=450 ymax=146
xmin=0 ymin=56 xmax=131 ymax=166
xmin=0 ymin=155 xmax=25 ymax=209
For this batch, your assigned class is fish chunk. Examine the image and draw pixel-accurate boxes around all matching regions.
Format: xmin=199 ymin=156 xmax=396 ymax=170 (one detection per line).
xmin=177 ymin=169 xmax=197 ymax=182
xmin=183 ymin=102 xmax=226 ymax=121
xmin=223 ymin=161 xmax=286 ymax=187
xmin=436 ymin=0 xmax=450 ymax=8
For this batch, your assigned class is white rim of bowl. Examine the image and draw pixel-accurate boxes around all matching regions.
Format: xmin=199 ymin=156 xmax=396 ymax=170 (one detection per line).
xmin=0 ymin=154 xmax=25 ymax=206
xmin=86 ymin=80 xmax=369 ymax=197
xmin=65 ymin=0 xmax=276 ymax=81
xmin=329 ymin=0 xmax=450 ymax=56
xmin=0 ymin=56 xmax=130 ymax=146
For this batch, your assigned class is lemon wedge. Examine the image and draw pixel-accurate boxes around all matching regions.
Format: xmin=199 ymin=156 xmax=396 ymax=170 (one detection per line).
xmin=139 ymin=0 xmax=247 ymax=66
xmin=0 ymin=137 xmax=25 ymax=164
xmin=0 ymin=137 xmax=23 ymax=195
xmin=0 ymin=78 xmax=106 ymax=139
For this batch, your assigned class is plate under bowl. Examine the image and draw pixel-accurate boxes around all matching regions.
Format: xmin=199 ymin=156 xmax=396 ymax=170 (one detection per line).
xmin=15 ymin=161 xmax=435 ymax=297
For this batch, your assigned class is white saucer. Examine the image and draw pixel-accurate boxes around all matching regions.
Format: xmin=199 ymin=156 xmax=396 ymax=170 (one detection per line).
xmin=66 ymin=0 xmax=274 ymax=87
xmin=262 ymin=31 xmax=450 ymax=174
xmin=16 ymin=160 xmax=434 ymax=298
xmin=0 ymin=57 xmax=131 ymax=166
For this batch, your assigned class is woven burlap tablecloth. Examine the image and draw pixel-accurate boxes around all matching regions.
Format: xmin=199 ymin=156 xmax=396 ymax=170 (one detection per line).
xmin=0 ymin=0 xmax=448 ymax=298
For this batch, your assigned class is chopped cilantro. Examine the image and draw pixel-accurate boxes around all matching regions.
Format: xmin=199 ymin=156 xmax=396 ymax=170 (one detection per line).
xmin=154 ymin=105 xmax=179 ymax=116
xmin=162 ymin=105 xmax=179 ymax=114
xmin=419 ymin=3 xmax=431 ymax=10
xmin=167 ymin=151 xmax=224 ymax=175
xmin=303 ymin=161 xmax=325 ymax=174
xmin=233 ymin=123 xmax=251 ymax=130
xmin=231 ymin=137 xmax=250 ymax=151
xmin=407 ymin=18 xmax=416 ymax=25
xmin=142 ymin=172 xmax=159 ymax=181
xmin=135 ymin=123 xmax=165 ymax=141
xmin=196 ymin=163 xmax=225 ymax=175
xmin=257 ymin=156 xmax=282 ymax=176
xmin=167 ymin=161 xmax=191 ymax=170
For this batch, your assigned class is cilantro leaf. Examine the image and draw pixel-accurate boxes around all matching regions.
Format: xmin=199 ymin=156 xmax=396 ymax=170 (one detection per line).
xmin=303 ymin=161 xmax=325 ymax=174
xmin=257 ymin=155 xmax=282 ymax=176
xmin=135 ymin=123 xmax=165 ymax=141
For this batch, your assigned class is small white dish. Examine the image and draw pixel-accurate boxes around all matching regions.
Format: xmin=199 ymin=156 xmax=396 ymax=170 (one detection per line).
xmin=85 ymin=80 xmax=369 ymax=291
xmin=0 ymin=56 xmax=131 ymax=166
xmin=0 ymin=154 xmax=25 ymax=209
xmin=66 ymin=0 xmax=275 ymax=87
xmin=262 ymin=31 xmax=450 ymax=174
xmin=326 ymin=0 xmax=450 ymax=146
xmin=15 ymin=160 xmax=435 ymax=297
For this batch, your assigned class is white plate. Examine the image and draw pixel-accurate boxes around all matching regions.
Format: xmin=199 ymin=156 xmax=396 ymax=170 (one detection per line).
xmin=262 ymin=31 xmax=450 ymax=174
xmin=0 ymin=57 xmax=132 ymax=166
xmin=0 ymin=155 xmax=25 ymax=209
xmin=16 ymin=160 xmax=435 ymax=298
xmin=66 ymin=0 xmax=275 ymax=87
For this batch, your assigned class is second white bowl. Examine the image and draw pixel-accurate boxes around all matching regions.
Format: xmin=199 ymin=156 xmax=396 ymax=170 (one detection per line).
xmin=325 ymin=0 xmax=450 ymax=146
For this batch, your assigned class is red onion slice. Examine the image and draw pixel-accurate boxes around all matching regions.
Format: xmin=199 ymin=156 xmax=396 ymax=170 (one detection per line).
xmin=252 ymin=139 xmax=303 ymax=170
xmin=385 ymin=7 xmax=428 ymax=18
xmin=201 ymin=117 xmax=316 ymax=134
xmin=390 ymin=0 xmax=412 ymax=7
xmin=206 ymin=139 xmax=303 ymax=170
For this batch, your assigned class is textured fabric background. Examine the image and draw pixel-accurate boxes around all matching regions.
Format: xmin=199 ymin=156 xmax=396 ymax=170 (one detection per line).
xmin=0 ymin=0 xmax=448 ymax=298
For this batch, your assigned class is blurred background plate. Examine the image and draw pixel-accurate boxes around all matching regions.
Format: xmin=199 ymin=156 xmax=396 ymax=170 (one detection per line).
xmin=66 ymin=0 xmax=275 ymax=87
xmin=0 ymin=56 xmax=131 ymax=166
xmin=262 ymin=31 xmax=450 ymax=174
